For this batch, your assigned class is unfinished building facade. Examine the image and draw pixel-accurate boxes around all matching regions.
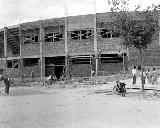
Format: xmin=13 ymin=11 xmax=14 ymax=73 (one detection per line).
xmin=0 ymin=12 xmax=160 ymax=79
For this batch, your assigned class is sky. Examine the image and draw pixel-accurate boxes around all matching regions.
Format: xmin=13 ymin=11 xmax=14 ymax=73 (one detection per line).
xmin=0 ymin=0 xmax=159 ymax=29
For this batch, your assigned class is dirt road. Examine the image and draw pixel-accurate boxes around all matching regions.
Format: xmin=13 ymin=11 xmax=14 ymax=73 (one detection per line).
xmin=0 ymin=85 xmax=160 ymax=128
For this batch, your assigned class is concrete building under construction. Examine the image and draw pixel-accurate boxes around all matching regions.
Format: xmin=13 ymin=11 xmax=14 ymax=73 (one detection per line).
xmin=0 ymin=12 xmax=160 ymax=79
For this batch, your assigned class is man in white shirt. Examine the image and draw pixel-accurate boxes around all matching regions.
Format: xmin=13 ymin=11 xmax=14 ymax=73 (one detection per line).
xmin=132 ymin=66 xmax=137 ymax=85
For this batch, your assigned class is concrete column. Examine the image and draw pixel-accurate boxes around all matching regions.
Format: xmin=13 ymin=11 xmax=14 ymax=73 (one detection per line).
xmin=4 ymin=27 xmax=8 ymax=70
xmin=19 ymin=25 xmax=24 ymax=78
xmin=159 ymin=18 xmax=160 ymax=46
xmin=65 ymin=17 xmax=68 ymax=54
xmin=65 ymin=17 xmax=69 ymax=79
xmin=39 ymin=21 xmax=45 ymax=78
xmin=94 ymin=12 xmax=98 ymax=76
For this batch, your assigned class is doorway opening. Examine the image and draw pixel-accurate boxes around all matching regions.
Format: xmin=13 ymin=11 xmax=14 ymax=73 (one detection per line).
xmin=54 ymin=66 xmax=64 ymax=79
xmin=45 ymin=56 xmax=65 ymax=79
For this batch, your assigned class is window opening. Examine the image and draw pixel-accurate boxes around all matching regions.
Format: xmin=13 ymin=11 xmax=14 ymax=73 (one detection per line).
xmin=112 ymin=31 xmax=120 ymax=37
xmin=81 ymin=30 xmax=92 ymax=39
xmin=54 ymin=33 xmax=63 ymax=42
xmin=71 ymin=31 xmax=80 ymax=40
xmin=101 ymin=54 xmax=122 ymax=63
xmin=31 ymin=35 xmax=38 ymax=42
xmin=24 ymin=58 xmax=39 ymax=67
xmin=100 ymin=29 xmax=111 ymax=38
xmin=13 ymin=60 xmax=19 ymax=68
xmin=45 ymin=33 xmax=54 ymax=42
xmin=7 ymin=61 xmax=12 ymax=68
xmin=24 ymin=35 xmax=39 ymax=43
xmin=24 ymin=36 xmax=31 ymax=44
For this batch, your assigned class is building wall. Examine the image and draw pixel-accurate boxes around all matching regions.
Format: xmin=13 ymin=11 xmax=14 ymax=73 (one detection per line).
xmin=3 ymin=66 xmax=41 ymax=78
xmin=98 ymin=63 xmax=123 ymax=76
xmin=45 ymin=26 xmax=63 ymax=34
xmin=43 ymin=41 xmax=65 ymax=56
xmin=70 ymin=62 xmax=124 ymax=77
xmin=68 ymin=39 xmax=94 ymax=54
xmin=7 ymin=46 xmax=14 ymax=57
xmin=21 ymin=30 xmax=125 ymax=57
xmin=70 ymin=64 xmax=90 ymax=77
xmin=3 ymin=68 xmax=21 ymax=78
xmin=23 ymin=66 xmax=41 ymax=78
xmin=22 ymin=29 xmax=40 ymax=57
xmin=97 ymin=37 xmax=125 ymax=53
xmin=68 ymin=14 xmax=94 ymax=30
xmin=22 ymin=43 xmax=40 ymax=56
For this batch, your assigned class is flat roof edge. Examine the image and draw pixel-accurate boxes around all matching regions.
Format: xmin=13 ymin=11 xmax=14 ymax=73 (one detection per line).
xmin=0 ymin=24 xmax=20 ymax=32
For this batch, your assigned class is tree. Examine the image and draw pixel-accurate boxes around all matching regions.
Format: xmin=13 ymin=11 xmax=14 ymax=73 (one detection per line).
xmin=108 ymin=0 xmax=160 ymax=91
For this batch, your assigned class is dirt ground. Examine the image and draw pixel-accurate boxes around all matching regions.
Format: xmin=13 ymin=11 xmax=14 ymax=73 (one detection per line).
xmin=0 ymin=83 xmax=160 ymax=128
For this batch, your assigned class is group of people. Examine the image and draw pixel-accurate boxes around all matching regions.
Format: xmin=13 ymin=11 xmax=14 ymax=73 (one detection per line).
xmin=132 ymin=66 xmax=159 ymax=85
xmin=47 ymin=74 xmax=57 ymax=85
xmin=0 ymin=74 xmax=10 ymax=94
xmin=146 ymin=68 xmax=159 ymax=85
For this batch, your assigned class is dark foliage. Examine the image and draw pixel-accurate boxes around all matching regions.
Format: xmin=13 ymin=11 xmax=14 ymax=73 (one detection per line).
xmin=108 ymin=0 xmax=160 ymax=49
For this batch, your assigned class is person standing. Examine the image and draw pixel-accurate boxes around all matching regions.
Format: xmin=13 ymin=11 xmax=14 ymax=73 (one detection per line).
xmin=132 ymin=66 xmax=137 ymax=85
xmin=4 ymin=75 xmax=10 ymax=94
xmin=151 ymin=68 xmax=158 ymax=85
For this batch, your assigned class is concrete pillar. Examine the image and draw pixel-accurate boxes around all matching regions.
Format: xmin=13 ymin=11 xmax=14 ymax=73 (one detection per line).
xmin=39 ymin=21 xmax=45 ymax=78
xmin=159 ymin=18 xmax=160 ymax=46
xmin=65 ymin=17 xmax=68 ymax=54
xmin=94 ymin=12 xmax=98 ymax=76
xmin=19 ymin=25 xmax=24 ymax=78
xmin=65 ymin=17 xmax=69 ymax=79
xmin=4 ymin=27 xmax=7 ymax=71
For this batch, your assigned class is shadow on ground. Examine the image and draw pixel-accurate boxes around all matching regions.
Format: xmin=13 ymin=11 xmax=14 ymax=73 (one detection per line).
xmin=0 ymin=87 xmax=46 ymax=96
xmin=92 ymin=88 xmax=160 ymax=100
